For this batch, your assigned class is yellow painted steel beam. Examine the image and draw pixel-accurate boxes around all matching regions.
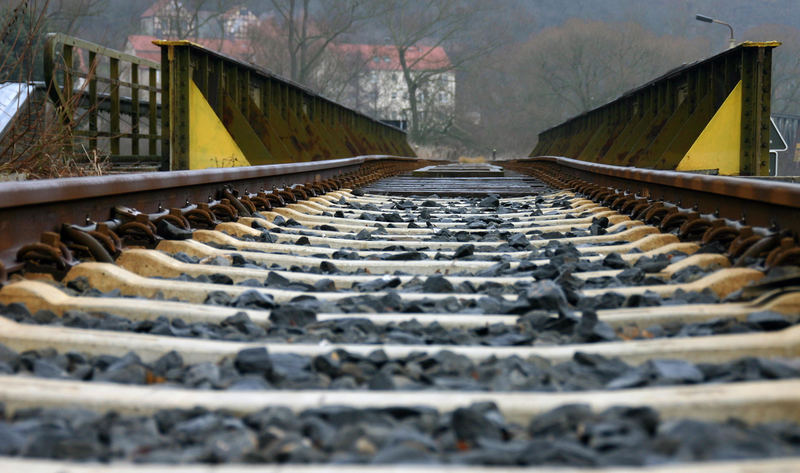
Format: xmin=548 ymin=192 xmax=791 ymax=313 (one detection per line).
xmin=678 ymin=81 xmax=742 ymax=175
xmin=621 ymin=92 xmax=673 ymax=165
xmin=187 ymin=80 xmax=249 ymax=169
xmin=602 ymin=106 xmax=650 ymax=164
xmin=576 ymin=117 xmax=615 ymax=162
xmin=627 ymin=88 xmax=701 ymax=166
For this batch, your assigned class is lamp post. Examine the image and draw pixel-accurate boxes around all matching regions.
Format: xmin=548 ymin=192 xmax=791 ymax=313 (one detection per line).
xmin=696 ymin=14 xmax=736 ymax=49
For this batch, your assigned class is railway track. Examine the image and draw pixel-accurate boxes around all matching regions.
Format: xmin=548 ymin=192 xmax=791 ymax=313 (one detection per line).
xmin=0 ymin=157 xmax=799 ymax=471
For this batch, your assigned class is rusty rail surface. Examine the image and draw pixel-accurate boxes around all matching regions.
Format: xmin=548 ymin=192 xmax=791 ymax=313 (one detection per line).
xmin=505 ymin=156 xmax=800 ymax=267
xmin=0 ymin=156 xmax=423 ymax=281
xmin=4 ymin=153 xmax=799 ymax=284
xmin=2 ymin=159 xmax=800 ymax=471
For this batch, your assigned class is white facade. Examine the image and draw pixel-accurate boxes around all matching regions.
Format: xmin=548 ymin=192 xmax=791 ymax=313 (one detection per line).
xmin=360 ymin=68 xmax=456 ymax=129
xmin=331 ymin=44 xmax=457 ymax=133
xmin=140 ymin=1 xmax=258 ymax=40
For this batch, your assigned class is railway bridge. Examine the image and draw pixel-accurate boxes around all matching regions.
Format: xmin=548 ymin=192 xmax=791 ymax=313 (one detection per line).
xmin=0 ymin=34 xmax=798 ymax=472
xmin=33 ymin=34 xmax=789 ymax=176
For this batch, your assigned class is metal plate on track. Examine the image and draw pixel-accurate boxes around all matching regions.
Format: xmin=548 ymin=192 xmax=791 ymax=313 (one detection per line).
xmin=411 ymin=163 xmax=505 ymax=177
xmin=365 ymin=165 xmax=546 ymax=196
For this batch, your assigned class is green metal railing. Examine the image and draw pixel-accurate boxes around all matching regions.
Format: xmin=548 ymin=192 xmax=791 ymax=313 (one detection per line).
xmin=44 ymin=33 xmax=163 ymax=164
xmin=158 ymin=40 xmax=414 ymax=171
xmin=531 ymin=42 xmax=778 ymax=176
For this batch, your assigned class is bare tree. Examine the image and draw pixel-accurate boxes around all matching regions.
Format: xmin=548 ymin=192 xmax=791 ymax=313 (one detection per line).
xmin=312 ymin=45 xmax=371 ymax=102
xmin=457 ymin=18 xmax=709 ymax=155
xmin=519 ymin=19 xmax=706 ymax=118
xmin=246 ymin=23 xmax=370 ymax=102
xmin=0 ymin=0 xmax=50 ymax=81
xmin=245 ymin=18 xmax=288 ymax=74
xmin=263 ymin=0 xmax=373 ymax=85
xmin=0 ymin=0 xmax=112 ymax=178
xmin=374 ymin=0 xmax=506 ymax=142
xmin=45 ymin=0 xmax=105 ymax=36
xmin=148 ymin=0 xmax=244 ymax=40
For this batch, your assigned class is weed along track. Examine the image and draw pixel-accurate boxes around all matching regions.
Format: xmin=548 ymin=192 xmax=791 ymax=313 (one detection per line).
xmin=0 ymin=159 xmax=799 ymax=471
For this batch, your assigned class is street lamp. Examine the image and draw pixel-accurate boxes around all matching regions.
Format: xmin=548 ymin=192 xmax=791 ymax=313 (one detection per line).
xmin=696 ymin=14 xmax=736 ymax=49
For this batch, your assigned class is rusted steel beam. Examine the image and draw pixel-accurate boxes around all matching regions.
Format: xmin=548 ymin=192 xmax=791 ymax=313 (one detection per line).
xmin=157 ymin=40 xmax=414 ymax=169
xmin=531 ymin=42 xmax=779 ymax=176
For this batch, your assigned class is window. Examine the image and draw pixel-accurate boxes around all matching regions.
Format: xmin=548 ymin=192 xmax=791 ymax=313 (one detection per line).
xmin=391 ymin=92 xmax=397 ymax=99
xmin=373 ymin=57 xmax=379 ymax=63
xmin=383 ymin=56 xmax=390 ymax=63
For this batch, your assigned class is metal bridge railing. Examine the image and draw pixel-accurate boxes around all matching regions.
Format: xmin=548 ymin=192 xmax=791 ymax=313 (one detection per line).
xmin=157 ymin=40 xmax=414 ymax=171
xmin=42 ymin=34 xmax=413 ymax=171
xmin=531 ymin=42 xmax=780 ymax=176
xmin=43 ymin=33 xmax=163 ymax=165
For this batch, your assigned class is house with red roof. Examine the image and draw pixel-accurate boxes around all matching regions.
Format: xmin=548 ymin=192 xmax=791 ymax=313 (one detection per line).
xmin=334 ymin=44 xmax=456 ymax=131
xmin=139 ymin=0 xmax=258 ymax=40
xmin=125 ymin=2 xmax=455 ymax=133
xmin=125 ymin=1 xmax=258 ymax=64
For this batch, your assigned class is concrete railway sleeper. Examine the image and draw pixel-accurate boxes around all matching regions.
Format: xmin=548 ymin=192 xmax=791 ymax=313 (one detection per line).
xmin=0 ymin=161 xmax=799 ymax=471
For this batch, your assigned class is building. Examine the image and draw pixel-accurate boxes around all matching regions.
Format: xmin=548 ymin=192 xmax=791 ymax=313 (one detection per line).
xmin=335 ymin=44 xmax=455 ymax=132
xmin=128 ymin=3 xmax=456 ymax=136
xmin=223 ymin=8 xmax=260 ymax=40
xmin=139 ymin=1 xmax=259 ymax=41
xmin=126 ymin=2 xmax=259 ymax=69
xmin=124 ymin=2 xmax=259 ymax=108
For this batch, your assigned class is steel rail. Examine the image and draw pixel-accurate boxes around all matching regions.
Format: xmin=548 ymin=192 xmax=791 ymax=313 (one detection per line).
xmin=511 ymin=156 xmax=800 ymax=235
xmin=0 ymin=156 xmax=420 ymax=278
xmin=0 ymin=167 xmax=799 ymax=470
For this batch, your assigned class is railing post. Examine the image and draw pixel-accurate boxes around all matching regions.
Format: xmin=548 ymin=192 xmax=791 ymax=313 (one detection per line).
xmin=131 ymin=63 xmax=140 ymax=156
xmin=62 ymin=44 xmax=73 ymax=108
xmin=88 ymin=51 xmax=98 ymax=153
xmin=164 ymin=44 xmax=192 ymax=170
xmin=109 ymin=57 xmax=120 ymax=156
xmin=740 ymin=46 xmax=773 ymax=176
xmin=149 ymin=67 xmax=158 ymax=157
xmin=160 ymin=46 xmax=171 ymax=171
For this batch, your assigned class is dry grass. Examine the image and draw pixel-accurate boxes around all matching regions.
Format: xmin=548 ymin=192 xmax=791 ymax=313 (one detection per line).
xmin=0 ymin=0 xmax=110 ymax=180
